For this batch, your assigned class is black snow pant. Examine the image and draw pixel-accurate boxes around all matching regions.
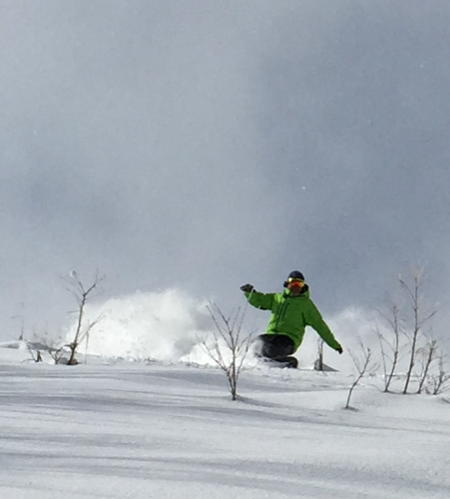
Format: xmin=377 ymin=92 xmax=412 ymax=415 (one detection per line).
xmin=254 ymin=334 xmax=295 ymax=360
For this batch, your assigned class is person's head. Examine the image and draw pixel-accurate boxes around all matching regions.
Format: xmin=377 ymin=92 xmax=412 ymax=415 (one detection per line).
xmin=283 ymin=270 xmax=306 ymax=295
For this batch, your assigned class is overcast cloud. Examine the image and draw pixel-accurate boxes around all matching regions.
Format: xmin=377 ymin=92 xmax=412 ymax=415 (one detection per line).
xmin=1 ymin=1 xmax=449 ymax=340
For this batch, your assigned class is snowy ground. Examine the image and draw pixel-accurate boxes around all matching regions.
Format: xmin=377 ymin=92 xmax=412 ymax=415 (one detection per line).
xmin=1 ymin=341 xmax=450 ymax=499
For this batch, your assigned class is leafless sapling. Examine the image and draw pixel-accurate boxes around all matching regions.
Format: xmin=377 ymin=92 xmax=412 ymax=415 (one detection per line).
xmin=399 ymin=270 xmax=437 ymax=394
xmin=416 ymin=339 xmax=439 ymax=394
xmin=26 ymin=343 xmax=43 ymax=363
xmin=345 ymin=341 xmax=376 ymax=410
xmin=427 ymin=352 xmax=450 ymax=395
xmin=63 ymin=271 xmax=104 ymax=366
xmin=34 ymin=335 xmax=67 ymax=365
xmin=376 ymin=303 xmax=404 ymax=392
xmin=200 ymin=303 xmax=254 ymax=401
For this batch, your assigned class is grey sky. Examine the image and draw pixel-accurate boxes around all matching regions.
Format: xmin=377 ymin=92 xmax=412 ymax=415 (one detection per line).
xmin=1 ymin=1 xmax=449 ymax=340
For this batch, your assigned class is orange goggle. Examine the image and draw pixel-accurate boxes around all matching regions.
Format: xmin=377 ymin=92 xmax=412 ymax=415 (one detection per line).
xmin=287 ymin=278 xmax=305 ymax=287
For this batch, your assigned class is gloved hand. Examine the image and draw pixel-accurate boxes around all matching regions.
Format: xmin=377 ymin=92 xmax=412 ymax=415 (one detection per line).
xmin=240 ymin=284 xmax=254 ymax=293
xmin=336 ymin=345 xmax=344 ymax=355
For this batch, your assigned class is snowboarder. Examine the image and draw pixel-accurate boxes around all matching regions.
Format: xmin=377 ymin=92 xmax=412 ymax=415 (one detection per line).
xmin=240 ymin=270 xmax=343 ymax=368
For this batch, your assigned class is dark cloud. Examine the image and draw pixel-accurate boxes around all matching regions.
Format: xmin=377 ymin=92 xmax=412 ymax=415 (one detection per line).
xmin=0 ymin=1 xmax=449 ymax=341
xmin=256 ymin=2 xmax=450 ymax=315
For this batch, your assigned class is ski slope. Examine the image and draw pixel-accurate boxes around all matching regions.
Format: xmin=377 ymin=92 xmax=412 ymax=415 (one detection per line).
xmin=1 ymin=342 xmax=449 ymax=499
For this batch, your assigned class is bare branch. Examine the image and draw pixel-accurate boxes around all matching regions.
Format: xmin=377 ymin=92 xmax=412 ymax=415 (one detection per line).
xmin=63 ymin=271 xmax=105 ymax=365
xmin=417 ymin=339 xmax=439 ymax=394
xmin=427 ymin=352 xmax=450 ymax=395
xmin=345 ymin=340 xmax=377 ymax=410
xmin=400 ymin=270 xmax=438 ymax=394
xmin=200 ymin=303 xmax=254 ymax=400
xmin=375 ymin=301 xmax=404 ymax=393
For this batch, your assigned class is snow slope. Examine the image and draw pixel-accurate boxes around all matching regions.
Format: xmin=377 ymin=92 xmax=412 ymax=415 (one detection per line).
xmin=1 ymin=342 xmax=449 ymax=499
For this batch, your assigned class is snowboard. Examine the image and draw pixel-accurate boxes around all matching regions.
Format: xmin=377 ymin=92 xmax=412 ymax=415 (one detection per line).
xmin=259 ymin=356 xmax=298 ymax=369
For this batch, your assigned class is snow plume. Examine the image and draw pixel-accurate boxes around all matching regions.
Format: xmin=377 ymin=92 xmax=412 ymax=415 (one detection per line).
xmin=64 ymin=288 xmax=388 ymax=371
xmin=65 ymin=289 xmax=221 ymax=363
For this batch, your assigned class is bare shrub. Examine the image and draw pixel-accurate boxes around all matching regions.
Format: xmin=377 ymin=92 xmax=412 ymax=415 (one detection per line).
xmin=63 ymin=271 xmax=104 ymax=366
xmin=200 ymin=303 xmax=254 ymax=401
xmin=25 ymin=327 xmax=70 ymax=364
xmin=35 ymin=336 xmax=67 ymax=365
xmin=416 ymin=339 xmax=439 ymax=394
xmin=427 ymin=352 xmax=450 ymax=395
xmin=375 ymin=303 xmax=404 ymax=392
xmin=345 ymin=341 xmax=376 ymax=410
xmin=399 ymin=269 xmax=437 ymax=394
xmin=27 ymin=344 xmax=43 ymax=363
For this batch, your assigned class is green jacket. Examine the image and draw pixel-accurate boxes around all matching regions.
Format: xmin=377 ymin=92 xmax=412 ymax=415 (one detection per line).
xmin=244 ymin=287 xmax=341 ymax=352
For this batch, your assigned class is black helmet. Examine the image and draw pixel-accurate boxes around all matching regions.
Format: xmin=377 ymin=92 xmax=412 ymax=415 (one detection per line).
xmin=288 ymin=270 xmax=304 ymax=280
xmin=283 ymin=270 xmax=305 ymax=287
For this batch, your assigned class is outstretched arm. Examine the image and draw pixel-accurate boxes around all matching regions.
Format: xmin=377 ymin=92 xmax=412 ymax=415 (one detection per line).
xmin=240 ymin=285 xmax=275 ymax=310
xmin=305 ymin=301 xmax=343 ymax=352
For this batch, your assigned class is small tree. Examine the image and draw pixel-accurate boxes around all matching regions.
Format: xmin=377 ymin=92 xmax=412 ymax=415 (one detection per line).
xmin=200 ymin=303 xmax=254 ymax=401
xmin=399 ymin=270 xmax=437 ymax=394
xmin=27 ymin=344 xmax=43 ymax=363
xmin=21 ymin=326 xmax=63 ymax=364
xmin=63 ymin=271 xmax=104 ymax=366
xmin=345 ymin=341 xmax=376 ymax=410
xmin=39 ymin=336 xmax=67 ymax=365
xmin=376 ymin=303 xmax=404 ymax=393
xmin=427 ymin=353 xmax=450 ymax=395
xmin=416 ymin=339 xmax=438 ymax=394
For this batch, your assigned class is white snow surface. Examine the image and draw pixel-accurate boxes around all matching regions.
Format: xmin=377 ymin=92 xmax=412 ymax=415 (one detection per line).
xmin=2 ymin=290 xmax=449 ymax=498
xmin=1 ymin=341 xmax=450 ymax=499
